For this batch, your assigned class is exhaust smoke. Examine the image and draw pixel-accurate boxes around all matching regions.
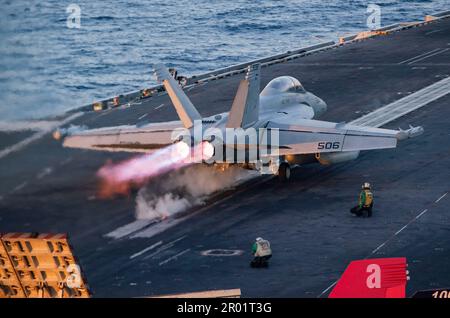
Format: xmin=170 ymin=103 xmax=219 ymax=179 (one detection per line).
xmin=135 ymin=164 xmax=258 ymax=220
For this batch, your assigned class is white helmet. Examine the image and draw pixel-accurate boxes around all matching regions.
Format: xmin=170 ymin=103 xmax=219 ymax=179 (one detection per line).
xmin=362 ymin=182 xmax=371 ymax=189
xmin=256 ymin=237 xmax=263 ymax=242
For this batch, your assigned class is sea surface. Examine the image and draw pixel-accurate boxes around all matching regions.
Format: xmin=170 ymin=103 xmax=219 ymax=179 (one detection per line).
xmin=0 ymin=0 xmax=448 ymax=120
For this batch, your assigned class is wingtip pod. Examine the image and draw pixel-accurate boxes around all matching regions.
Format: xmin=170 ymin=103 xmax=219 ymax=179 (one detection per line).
xmin=328 ymin=257 xmax=408 ymax=298
xmin=397 ymin=125 xmax=424 ymax=141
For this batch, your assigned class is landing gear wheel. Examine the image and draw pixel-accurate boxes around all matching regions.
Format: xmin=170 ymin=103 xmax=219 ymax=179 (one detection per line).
xmin=278 ymin=162 xmax=291 ymax=182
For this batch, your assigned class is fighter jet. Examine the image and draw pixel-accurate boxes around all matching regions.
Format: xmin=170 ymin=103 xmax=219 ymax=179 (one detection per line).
xmin=62 ymin=63 xmax=423 ymax=181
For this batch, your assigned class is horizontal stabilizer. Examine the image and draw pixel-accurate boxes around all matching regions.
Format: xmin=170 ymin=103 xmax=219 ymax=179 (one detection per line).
xmin=62 ymin=121 xmax=182 ymax=153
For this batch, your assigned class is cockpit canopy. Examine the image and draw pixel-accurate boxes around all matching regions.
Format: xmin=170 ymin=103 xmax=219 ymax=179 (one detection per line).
xmin=260 ymin=76 xmax=305 ymax=96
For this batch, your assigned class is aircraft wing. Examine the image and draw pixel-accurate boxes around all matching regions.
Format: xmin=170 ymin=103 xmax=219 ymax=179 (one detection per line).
xmin=62 ymin=120 xmax=182 ymax=153
xmin=263 ymin=118 xmax=418 ymax=156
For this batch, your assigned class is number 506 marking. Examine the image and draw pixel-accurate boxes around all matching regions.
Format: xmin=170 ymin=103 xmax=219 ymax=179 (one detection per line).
xmin=318 ymin=141 xmax=340 ymax=150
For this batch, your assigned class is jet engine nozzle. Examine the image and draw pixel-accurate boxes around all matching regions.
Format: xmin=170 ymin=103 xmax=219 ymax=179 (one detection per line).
xmin=172 ymin=140 xmax=191 ymax=160
xmin=171 ymin=139 xmax=215 ymax=163
xmin=201 ymin=141 xmax=215 ymax=161
xmin=201 ymin=135 xmax=225 ymax=164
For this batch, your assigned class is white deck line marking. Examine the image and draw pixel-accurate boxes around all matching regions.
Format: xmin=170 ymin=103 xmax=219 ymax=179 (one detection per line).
xmin=371 ymin=208 xmax=430 ymax=256
xmin=143 ymin=235 xmax=187 ymax=260
xmin=143 ymin=243 xmax=174 ymax=260
xmin=350 ymin=76 xmax=450 ymax=127
xmin=11 ymin=181 xmax=27 ymax=193
xmin=129 ymin=241 xmax=163 ymax=260
xmin=36 ymin=167 xmax=53 ymax=180
xmin=435 ymin=193 xmax=448 ymax=203
xmin=318 ymin=281 xmax=337 ymax=297
xmin=371 ymin=242 xmax=387 ymax=255
xmin=60 ymin=157 xmax=73 ymax=166
xmin=0 ymin=112 xmax=83 ymax=160
xmin=166 ymin=235 xmax=187 ymax=245
xmin=426 ymin=29 xmax=442 ymax=35
xmin=395 ymin=225 xmax=408 ymax=236
xmin=138 ymin=113 xmax=148 ymax=120
xmin=408 ymin=48 xmax=449 ymax=64
xmin=406 ymin=48 xmax=447 ymax=64
xmin=131 ymin=218 xmax=186 ymax=239
xmin=398 ymin=48 xmax=442 ymax=64
xmin=159 ymin=249 xmax=191 ymax=266
xmin=415 ymin=209 xmax=428 ymax=219
xmin=105 ymin=219 xmax=155 ymax=239
xmin=155 ymin=103 xmax=164 ymax=110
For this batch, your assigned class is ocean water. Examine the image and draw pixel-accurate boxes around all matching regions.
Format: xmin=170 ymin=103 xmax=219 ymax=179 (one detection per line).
xmin=0 ymin=0 xmax=448 ymax=120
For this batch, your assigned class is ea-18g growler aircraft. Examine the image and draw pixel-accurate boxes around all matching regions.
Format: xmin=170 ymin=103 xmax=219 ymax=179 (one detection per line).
xmin=63 ymin=63 xmax=423 ymax=181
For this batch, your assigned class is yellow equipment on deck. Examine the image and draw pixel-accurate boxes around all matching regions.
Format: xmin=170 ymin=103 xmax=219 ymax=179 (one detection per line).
xmin=0 ymin=233 xmax=90 ymax=298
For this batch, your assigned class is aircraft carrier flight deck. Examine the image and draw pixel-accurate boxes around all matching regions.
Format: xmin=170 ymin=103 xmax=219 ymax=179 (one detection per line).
xmin=1 ymin=13 xmax=450 ymax=297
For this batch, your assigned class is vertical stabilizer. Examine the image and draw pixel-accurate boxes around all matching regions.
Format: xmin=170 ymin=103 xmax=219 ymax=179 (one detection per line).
xmin=226 ymin=64 xmax=260 ymax=128
xmin=154 ymin=64 xmax=202 ymax=129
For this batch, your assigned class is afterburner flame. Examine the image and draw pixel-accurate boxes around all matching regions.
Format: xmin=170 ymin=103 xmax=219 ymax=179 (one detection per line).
xmin=97 ymin=141 xmax=212 ymax=198
xmin=202 ymin=141 xmax=214 ymax=160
